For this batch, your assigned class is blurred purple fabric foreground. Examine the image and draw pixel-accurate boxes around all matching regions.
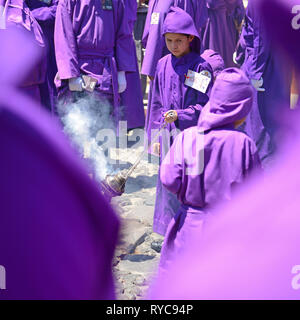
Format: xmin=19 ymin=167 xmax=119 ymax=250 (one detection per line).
xmin=0 ymin=28 xmax=119 ymax=300
xmin=148 ymin=0 xmax=300 ymax=300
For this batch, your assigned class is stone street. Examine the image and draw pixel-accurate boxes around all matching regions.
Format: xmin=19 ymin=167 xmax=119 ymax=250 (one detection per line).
xmin=110 ymin=133 xmax=163 ymax=300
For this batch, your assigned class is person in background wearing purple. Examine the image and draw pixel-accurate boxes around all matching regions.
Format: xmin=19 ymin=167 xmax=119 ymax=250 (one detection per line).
xmin=120 ymin=0 xmax=145 ymax=130
xmin=147 ymin=7 xmax=213 ymax=237
xmin=158 ymin=67 xmax=261 ymax=270
xmin=142 ymin=0 xmax=208 ymax=81
xmin=0 ymin=0 xmax=46 ymax=104
xmin=134 ymin=0 xmax=149 ymax=100
xmin=202 ymin=0 xmax=245 ymax=68
xmin=54 ymin=0 xmax=136 ymax=126
xmin=240 ymin=0 xmax=292 ymax=168
xmin=0 ymin=27 xmax=120 ymax=300
xmin=25 ymin=0 xmax=59 ymax=115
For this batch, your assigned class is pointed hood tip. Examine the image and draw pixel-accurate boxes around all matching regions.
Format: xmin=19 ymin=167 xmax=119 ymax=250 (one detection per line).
xmin=198 ymin=68 xmax=254 ymax=131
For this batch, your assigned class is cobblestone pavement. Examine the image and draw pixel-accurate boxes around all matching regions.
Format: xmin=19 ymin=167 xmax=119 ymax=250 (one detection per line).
xmin=110 ymin=136 xmax=164 ymax=300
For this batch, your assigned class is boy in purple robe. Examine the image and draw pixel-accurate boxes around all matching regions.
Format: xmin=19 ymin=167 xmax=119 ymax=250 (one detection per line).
xmin=240 ymin=0 xmax=292 ymax=167
xmin=0 ymin=0 xmax=46 ymax=104
xmin=120 ymin=0 xmax=145 ymax=130
xmin=158 ymin=68 xmax=261 ymax=270
xmin=25 ymin=0 xmax=59 ymax=114
xmin=141 ymin=0 xmax=208 ymax=80
xmin=54 ymin=0 xmax=136 ymax=125
xmin=147 ymin=7 xmax=213 ymax=236
xmin=202 ymin=0 xmax=245 ymax=68
xmin=0 ymin=28 xmax=119 ymax=300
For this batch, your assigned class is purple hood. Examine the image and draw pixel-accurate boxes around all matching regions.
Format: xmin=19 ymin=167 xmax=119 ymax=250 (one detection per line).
xmin=198 ymin=68 xmax=254 ymax=131
xmin=162 ymin=6 xmax=201 ymax=53
xmin=201 ymin=49 xmax=225 ymax=77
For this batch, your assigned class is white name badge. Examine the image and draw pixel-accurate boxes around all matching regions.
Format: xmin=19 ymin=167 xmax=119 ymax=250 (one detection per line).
xmin=151 ymin=12 xmax=160 ymax=25
xmin=184 ymin=70 xmax=212 ymax=94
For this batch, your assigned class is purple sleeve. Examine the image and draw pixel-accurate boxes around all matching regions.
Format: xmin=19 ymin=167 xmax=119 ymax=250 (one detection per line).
xmin=54 ymin=0 xmax=80 ymax=80
xmin=114 ymin=0 xmax=136 ymax=72
xmin=230 ymin=136 xmax=262 ymax=193
xmin=176 ymin=104 xmax=203 ymax=131
xmin=247 ymin=3 xmax=269 ymax=80
xmin=125 ymin=0 xmax=137 ymax=26
xmin=160 ymin=132 xmax=183 ymax=195
xmin=176 ymin=62 xmax=213 ymax=131
xmin=31 ymin=1 xmax=59 ymax=23
xmin=235 ymin=25 xmax=247 ymax=66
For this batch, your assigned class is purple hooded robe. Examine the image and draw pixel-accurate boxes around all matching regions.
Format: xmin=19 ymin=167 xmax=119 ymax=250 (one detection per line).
xmin=1 ymin=0 xmax=46 ymax=103
xmin=141 ymin=0 xmax=208 ymax=78
xmin=148 ymin=1 xmax=300 ymax=300
xmin=202 ymin=0 xmax=245 ymax=68
xmin=158 ymin=67 xmax=261 ymax=270
xmin=240 ymin=0 xmax=292 ymax=167
xmin=54 ymin=0 xmax=136 ymax=121
xmin=147 ymin=7 xmax=213 ymax=235
xmin=25 ymin=0 xmax=59 ymax=114
xmin=0 ymin=28 xmax=120 ymax=300
xmin=119 ymin=0 xmax=145 ymax=130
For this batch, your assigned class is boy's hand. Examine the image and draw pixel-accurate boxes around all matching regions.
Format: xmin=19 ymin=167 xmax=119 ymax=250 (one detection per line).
xmin=164 ymin=110 xmax=178 ymax=123
xmin=152 ymin=143 xmax=160 ymax=156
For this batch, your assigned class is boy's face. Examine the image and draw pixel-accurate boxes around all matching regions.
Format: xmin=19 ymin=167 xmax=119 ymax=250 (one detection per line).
xmin=165 ymin=33 xmax=194 ymax=58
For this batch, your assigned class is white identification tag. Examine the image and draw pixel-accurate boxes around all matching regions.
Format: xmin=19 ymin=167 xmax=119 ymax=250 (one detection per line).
xmin=151 ymin=12 xmax=160 ymax=25
xmin=184 ymin=70 xmax=212 ymax=94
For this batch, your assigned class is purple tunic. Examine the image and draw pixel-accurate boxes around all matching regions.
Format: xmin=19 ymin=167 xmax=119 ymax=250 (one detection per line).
xmin=0 ymin=28 xmax=120 ymax=300
xmin=159 ymin=68 xmax=261 ymax=271
xmin=141 ymin=0 xmax=208 ymax=78
xmin=148 ymin=0 xmax=300 ymax=300
xmin=1 ymin=0 xmax=46 ymax=104
xmin=147 ymin=7 xmax=213 ymax=235
xmin=26 ymin=0 xmax=59 ymax=114
xmin=54 ymin=0 xmax=136 ymax=118
xmin=120 ymin=0 xmax=145 ymax=130
xmin=241 ymin=0 xmax=292 ymax=167
xmin=202 ymin=0 xmax=245 ymax=68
